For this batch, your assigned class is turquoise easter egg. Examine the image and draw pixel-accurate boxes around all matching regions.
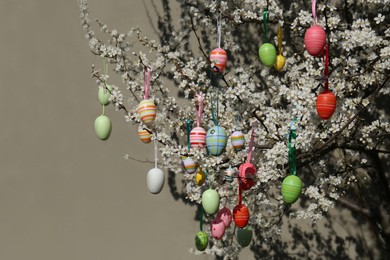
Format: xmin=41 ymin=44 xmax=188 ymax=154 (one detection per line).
xmin=259 ymin=43 xmax=277 ymax=68
xmin=206 ymin=126 xmax=227 ymax=156
xmin=281 ymin=175 xmax=302 ymax=204
xmin=201 ymin=188 xmax=220 ymax=215
xmin=195 ymin=231 xmax=208 ymax=251
xmin=94 ymin=115 xmax=112 ymax=140
xmin=236 ymin=227 xmax=253 ymax=247
xmin=98 ymin=85 xmax=112 ymax=106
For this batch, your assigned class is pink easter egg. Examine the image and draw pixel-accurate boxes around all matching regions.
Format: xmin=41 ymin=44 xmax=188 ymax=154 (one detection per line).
xmin=304 ymin=25 xmax=326 ymax=57
xmin=209 ymin=48 xmax=228 ymax=73
xmin=190 ymin=126 xmax=207 ymax=148
xmin=238 ymin=162 xmax=256 ymax=190
xmin=216 ymin=207 xmax=232 ymax=227
xmin=211 ymin=218 xmax=225 ymax=240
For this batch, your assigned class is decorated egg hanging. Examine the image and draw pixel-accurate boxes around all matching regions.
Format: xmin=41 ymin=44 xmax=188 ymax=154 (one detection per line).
xmin=190 ymin=126 xmax=207 ymax=148
xmin=274 ymin=54 xmax=286 ymax=71
xmin=209 ymin=47 xmax=228 ymax=73
xmin=181 ymin=156 xmax=197 ymax=174
xmin=259 ymin=43 xmax=277 ymax=68
xmin=216 ymin=207 xmax=232 ymax=227
xmin=195 ymin=168 xmax=206 ymax=186
xmin=236 ymin=227 xmax=253 ymax=247
xmin=138 ymin=127 xmax=152 ymax=144
xmin=137 ymin=99 xmax=156 ymax=126
xmin=304 ymin=25 xmax=326 ymax=57
xmin=195 ymin=231 xmax=208 ymax=251
xmin=233 ymin=204 xmax=249 ymax=228
xmin=98 ymin=85 xmax=112 ymax=106
xmin=238 ymin=162 xmax=256 ymax=190
xmin=281 ymin=175 xmax=302 ymax=204
xmin=201 ymin=188 xmax=220 ymax=215
xmin=231 ymin=131 xmax=245 ymax=151
xmin=206 ymin=126 xmax=228 ymax=156
xmin=211 ymin=218 xmax=225 ymax=240
xmin=316 ymin=90 xmax=336 ymax=120
xmin=94 ymin=114 xmax=112 ymax=140
xmin=146 ymin=167 xmax=165 ymax=194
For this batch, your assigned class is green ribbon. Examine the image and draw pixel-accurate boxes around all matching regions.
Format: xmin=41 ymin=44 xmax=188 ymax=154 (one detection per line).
xmin=288 ymin=127 xmax=297 ymax=176
xmin=186 ymin=119 xmax=192 ymax=149
xmin=263 ymin=8 xmax=268 ymax=42
xmin=209 ymin=70 xmax=219 ymax=125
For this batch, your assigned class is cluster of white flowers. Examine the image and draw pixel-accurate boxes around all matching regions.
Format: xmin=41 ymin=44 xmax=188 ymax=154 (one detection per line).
xmin=79 ymin=0 xmax=389 ymax=258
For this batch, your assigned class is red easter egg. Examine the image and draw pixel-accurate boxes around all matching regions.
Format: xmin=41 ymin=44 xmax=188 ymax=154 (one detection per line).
xmin=316 ymin=90 xmax=336 ymax=120
xmin=216 ymin=207 xmax=232 ymax=227
xmin=238 ymin=162 xmax=256 ymax=190
xmin=233 ymin=204 xmax=249 ymax=228
xmin=304 ymin=25 xmax=326 ymax=56
xmin=211 ymin=218 xmax=225 ymax=240
xmin=210 ymin=48 xmax=228 ymax=73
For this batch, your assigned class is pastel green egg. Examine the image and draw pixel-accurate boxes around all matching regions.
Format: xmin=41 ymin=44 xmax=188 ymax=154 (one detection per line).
xmin=94 ymin=115 xmax=112 ymax=140
xmin=195 ymin=231 xmax=208 ymax=251
xmin=236 ymin=227 xmax=253 ymax=247
xmin=259 ymin=43 xmax=277 ymax=68
xmin=281 ymin=175 xmax=302 ymax=204
xmin=98 ymin=85 xmax=112 ymax=106
xmin=201 ymin=188 xmax=220 ymax=215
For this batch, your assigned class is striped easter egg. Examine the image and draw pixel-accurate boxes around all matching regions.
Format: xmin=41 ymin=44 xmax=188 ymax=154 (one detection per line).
xmin=206 ymin=126 xmax=227 ymax=156
xmin=281 ymin=175 xmax=302 ymax=204
xmin=258 ymin=43 xmax=277 ymax=68
xmin=231 ymin=131 xmax=245 ymax=151
xmin=304 ymin=25 xmax=326 ymax=57
xmin=138 ymin=127 xmax=152 ymax=144
xmin=181 ymin=156 xmax=197 ymax=174
xmin=233 ymin=204 xmax=249 ymax=228
xmin=190 ymin=126 xmax=206 ymax=148
xmin=137 ymin=99 xmax=156 ymax=125
xmin=238 ymin=162 xmax=256 ymax=190
xmin=209 ymin=48 xmax=228 ymax=73
xmin=316 ymin=90 xmax=336 ymax=120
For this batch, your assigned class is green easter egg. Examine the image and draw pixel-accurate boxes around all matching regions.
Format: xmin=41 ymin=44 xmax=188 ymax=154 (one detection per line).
xmin=201 ymin=189 xmax=220 ymax=215
xmin=259 ymin=43 xmax=277 ymax=68
xmin=98 ymin=85 xmax=112 ymax=106
xmin=195 ymin=231 xmax=208 ymax=251
xmin=94 ymin=115 xmax=112 ymax=140
xmin=281 ymin=175 xmax=302 ymax=204
xmin=236 ymin=227 xmax=253 ymax=247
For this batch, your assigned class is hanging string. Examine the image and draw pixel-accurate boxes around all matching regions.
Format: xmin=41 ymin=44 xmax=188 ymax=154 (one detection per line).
xmin=246 ymin=128 xmax=256 ymax=163
xmin=312 ymin=0 xmax=317 ymax=24
xmin=209 ymin=70 xmax=218 ymax=125
xmin=102 ymin=59 xmax=109 ymax=115
xmin=186 ymin=119 xmax=192 ymax=150
xmin=196 ymin=94 xmax=203 ymax=127
xmin=323 ymin=44 xmax=329 ymax=92
xmin=238 ymin=183 xmax=242 ymax=205
xmin=154 ymin=133 xmax=158 ymax=168
xmin=217 ymin=12 xmax=222 ymax=48
xmin=288 ymin=122 xmax=297 ymax=176
xmin=263 ymin=8 xmax=268 ymax=42
xmin=277 ymin=26 xmax=283 ymax=55
xmin=143 ymin=67 xmax=151 ymax=100
xmin=199 ymin=204 xmax=204 ymax=231
xmin=101 ymin=104 xmax=105 ymax=115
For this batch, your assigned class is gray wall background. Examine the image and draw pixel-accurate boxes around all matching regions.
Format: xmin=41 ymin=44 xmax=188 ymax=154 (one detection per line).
xmin=0 ymin=1 xmax=219 ymax=259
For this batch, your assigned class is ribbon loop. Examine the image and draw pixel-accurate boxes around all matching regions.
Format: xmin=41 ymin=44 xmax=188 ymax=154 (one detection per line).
xmin=186 ymin=119 xmax=192 ymax=149
xmin=247 ymin=127 xmax=256 ymax=163
xmin=263 ymin=8 xmax=268 ymax=42
xmin=288 ymin=125 xmax=297 ymax=176
xmin=143 ymin=67 xmax=151 ymax=100
xmin=217 ymin=12 xmax=222 ymax=48
xmin=324 ymin=44 xmax=329 ymax=91
xmin=154 ymin=133 xmax=158 ymax=168
xmin=312 ymin=0 xmax=317 ymax=24
xmin=277 ymin=26 xmax=283 ymax=54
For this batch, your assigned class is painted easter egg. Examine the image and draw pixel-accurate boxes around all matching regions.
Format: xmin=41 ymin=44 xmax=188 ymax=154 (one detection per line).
xmin=211 ymin=218 xmax=225 ymax=240
xmin=138 ymin=127 xmax=152 ymax=144
xmin=94 ymin=115 xmax=112 ymax=140
xmin=238 ymin=162 xmax=256 ymax=190
xmin=274 ymin=54 xmax=286 ymax=71
xmin=316 ymin=90 xmax=336 ymax=120
xmin=181 ymin=156 xmax=197 ymax=174
xmin=137 ymin=99 xmax=156 ymax=125
xmin=201 ymin=189 xmax=220 ymax=215
xmin=281 ymin=175 xmax=302 ymax=204
xmin=98 ymin=85 xmax=112 ymax=106
xmin=195 ymin=169 xmax=206 ymax=186
xmin=304 ymin=25 xmax=326 ymax=56
xmin=259 ymin=43 xmax=277 ymax=68
xmin=216 ymin=207 xmax=232 ymax=227
xmin=147 ymin=167 xmax=165 ymax=194
xmin=210 ymin=48 xmax=228 ymax=73
xmin=195 ymin=231 xmax=208 ymax=251
xmin=236 ymin=227 xmax=253 ymax=247
xmin=190 ymin=126 xmax=207 ymax=148
xmin=206 ymin=126 xmax=228 ymax=156
xmin=231 ymin=131 xmax=245 ymax=151
xmin=233 ymin=204 xmax=249 ymax=228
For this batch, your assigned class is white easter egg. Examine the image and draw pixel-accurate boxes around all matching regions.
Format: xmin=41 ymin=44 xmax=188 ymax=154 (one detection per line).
xmin=147 ymin=168 xmax=165 ymax=194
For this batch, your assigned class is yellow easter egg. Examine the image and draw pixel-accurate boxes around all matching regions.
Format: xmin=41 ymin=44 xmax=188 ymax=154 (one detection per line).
xmin=195 ymin=169 xmax=206 ymax=186
xmin=274 ymin=54 xmax=286 ymax=71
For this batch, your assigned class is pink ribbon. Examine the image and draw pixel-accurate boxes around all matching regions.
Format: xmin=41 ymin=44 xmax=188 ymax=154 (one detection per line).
xmin=196 ymin=93 xmax=203 ymax=127
xmin=247 ymin=128 xmax=256 ymax=163
xmin=143 ymin=67 xmax=151 ymax=100
xmin=312 ymin=0 xmax=317 ymax=24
